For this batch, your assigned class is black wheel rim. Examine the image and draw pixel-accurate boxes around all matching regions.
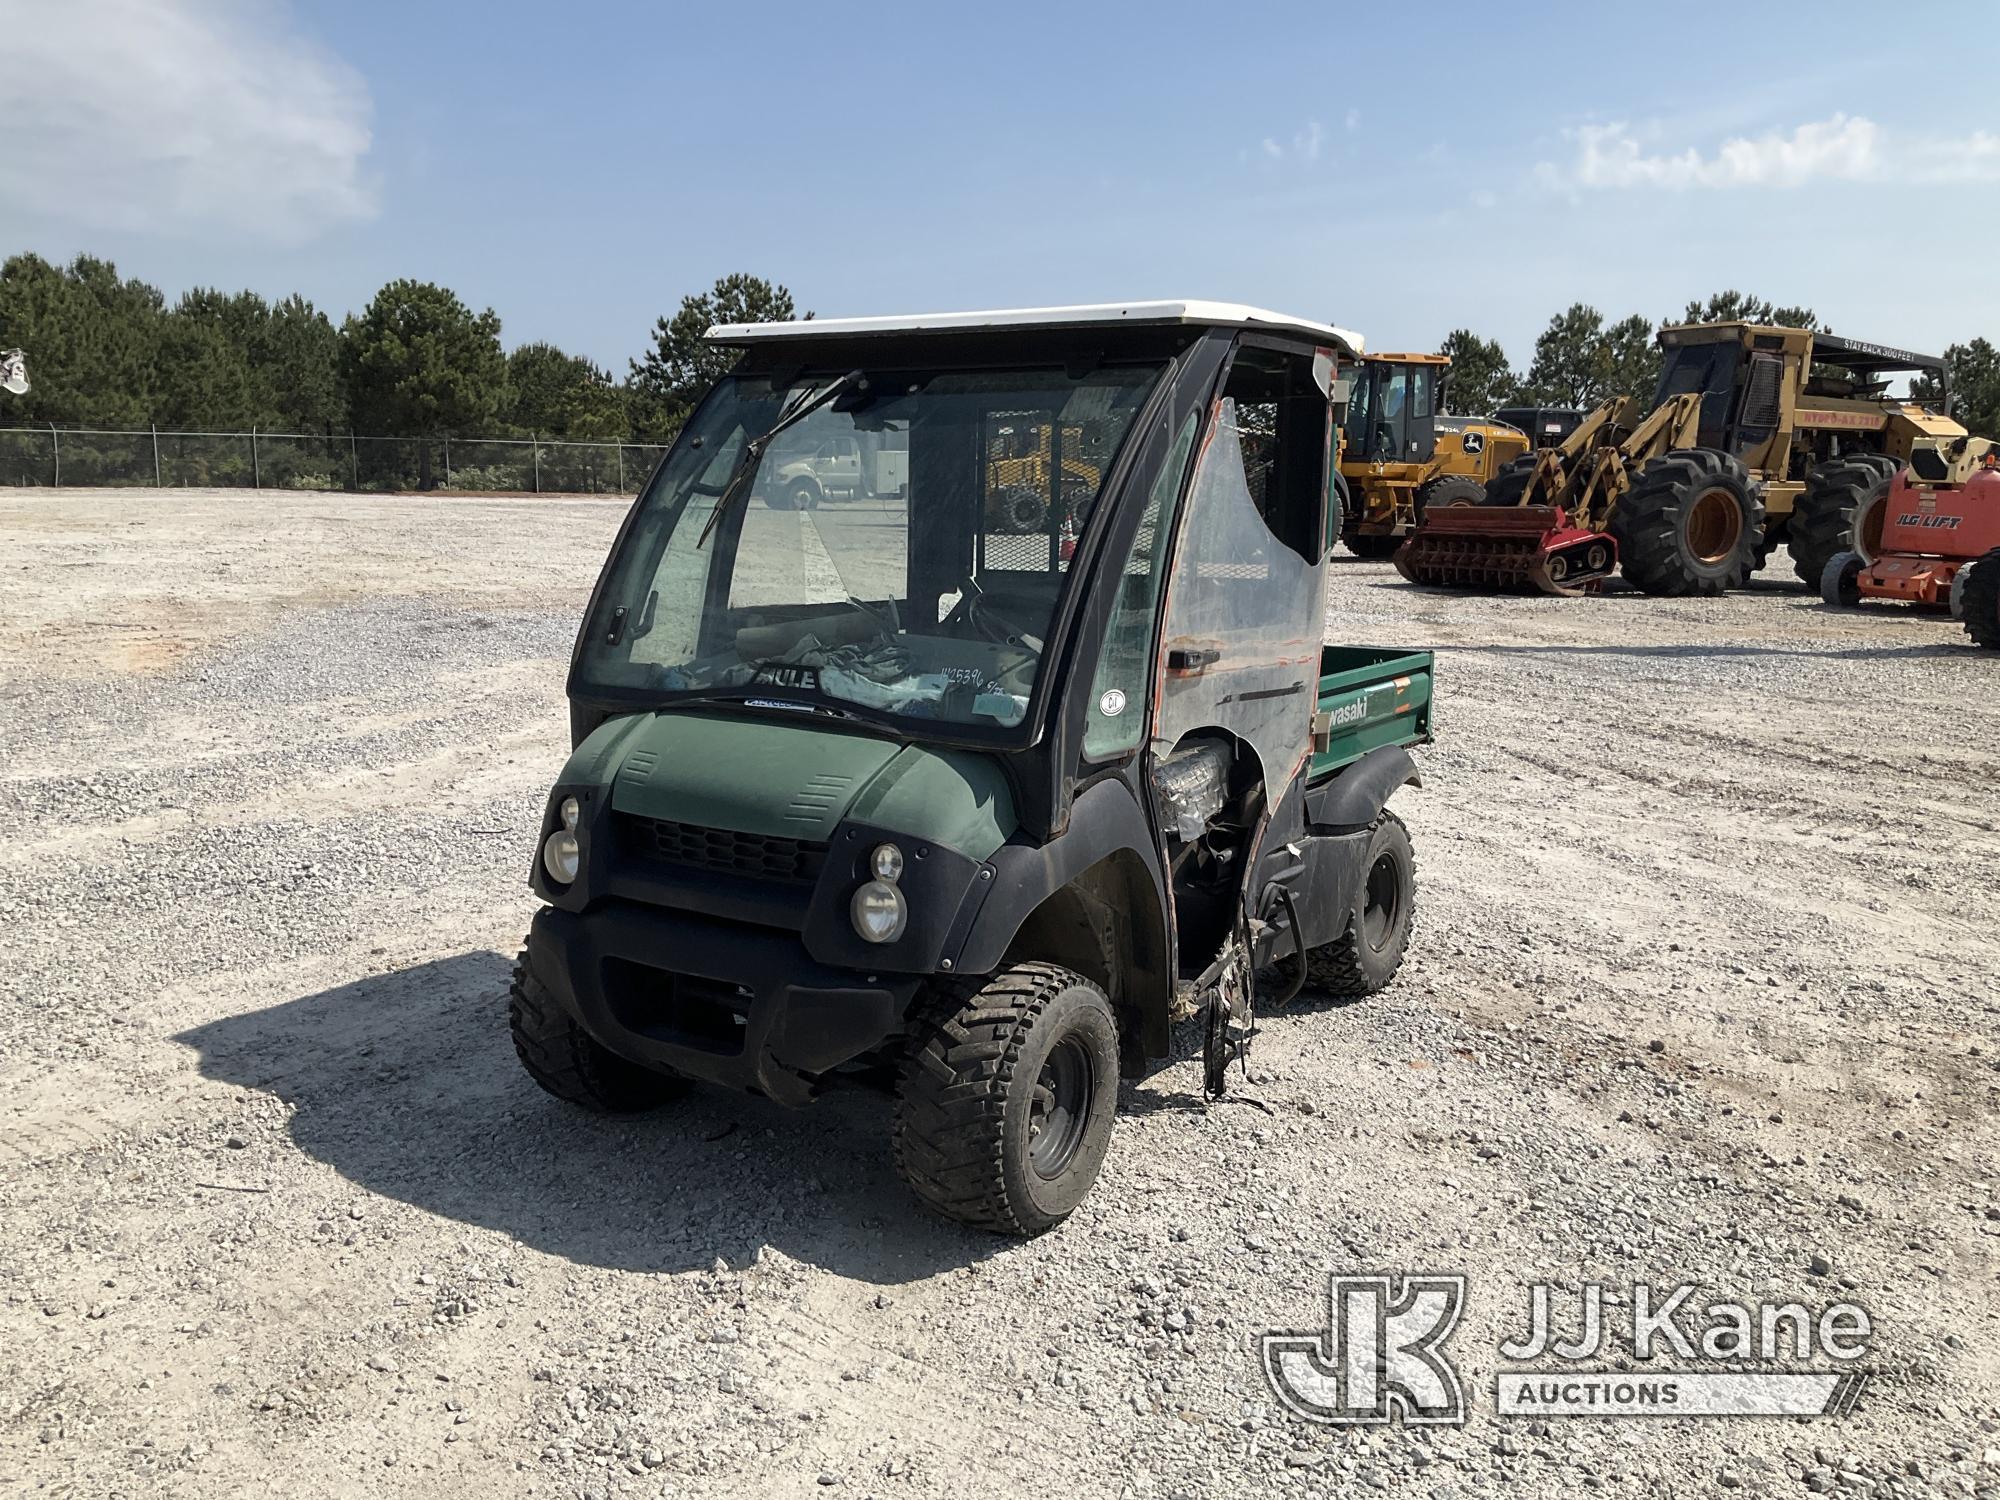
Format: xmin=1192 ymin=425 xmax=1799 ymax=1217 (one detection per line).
xmin=1362 ymin=851 xmax=1403 ymax=951
xmin=1028 ymin=1035 xmax=1094 ymax=1179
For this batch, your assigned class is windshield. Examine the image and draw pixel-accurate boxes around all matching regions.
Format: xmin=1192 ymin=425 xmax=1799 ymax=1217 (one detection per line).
xmin=1345 ymin=362 xmax=1415 ymax=461
xmin=1655 ymin=341 xmax=1743 ymax=449
xmin=574 ymin=361 xmax=1165 ymax=730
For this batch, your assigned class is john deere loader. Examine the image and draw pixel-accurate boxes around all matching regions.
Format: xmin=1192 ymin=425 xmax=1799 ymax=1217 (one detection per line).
xmin=1337 ymin=351 xmax=1533 ymax=558
xmin=1396 ymin=322 xmax=1963 ymax=596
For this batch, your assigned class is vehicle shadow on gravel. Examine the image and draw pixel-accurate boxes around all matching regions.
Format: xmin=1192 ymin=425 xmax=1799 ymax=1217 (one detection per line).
xmin=175 ymin=952 xmax=1005 ymax=1284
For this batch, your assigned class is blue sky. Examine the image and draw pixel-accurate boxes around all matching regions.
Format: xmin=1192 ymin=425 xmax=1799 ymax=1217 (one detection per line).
xmin=9 ymin=0 xmax=2000 ymax=373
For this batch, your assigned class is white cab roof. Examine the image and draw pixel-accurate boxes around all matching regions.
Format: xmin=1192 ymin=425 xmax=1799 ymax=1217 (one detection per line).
xmin=707 ymin=300 xmax=1364 ymax=357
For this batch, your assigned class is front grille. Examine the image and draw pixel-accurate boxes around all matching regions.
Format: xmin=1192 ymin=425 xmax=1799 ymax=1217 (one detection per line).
xmin=602 ymin=957 xmax=750 ymax=1056
xmin=617 ymin=815 xmax=828 ymax=884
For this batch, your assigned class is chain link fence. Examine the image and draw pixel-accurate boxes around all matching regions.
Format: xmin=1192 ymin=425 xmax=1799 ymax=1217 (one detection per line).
xmin=0 ymin=427 xmax=669 ymax=496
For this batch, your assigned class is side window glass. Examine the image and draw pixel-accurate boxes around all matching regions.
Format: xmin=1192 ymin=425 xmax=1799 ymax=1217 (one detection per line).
xmin=1082 ymin=409 xmax=1199 ymax=759
xmin=1150 ymin=392 xmax=1323 ymax=781
xmin=1379 ymin=369 xmax=1410 ymax=460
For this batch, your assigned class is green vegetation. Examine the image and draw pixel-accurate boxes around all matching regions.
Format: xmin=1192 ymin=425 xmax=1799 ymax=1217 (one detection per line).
xmin=1437 ymin=329 xmax=1511 ymax=415
xmin=0 ymin=254 xmax=805 ymax=455
xmin=626 ymin=273 xmax=804 ymax=441
xmin=5 ymin=257 xmax=1994 ymax=459
xmin=1910 ymin=338 xmax=2000 ymax=443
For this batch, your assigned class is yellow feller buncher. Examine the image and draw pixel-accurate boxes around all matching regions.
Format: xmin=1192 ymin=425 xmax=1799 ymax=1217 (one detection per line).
xmin=1396 ymin=323 xmax=1964 ymax=596
xmin=1337 ymin=352 xmax=1533 ymax=558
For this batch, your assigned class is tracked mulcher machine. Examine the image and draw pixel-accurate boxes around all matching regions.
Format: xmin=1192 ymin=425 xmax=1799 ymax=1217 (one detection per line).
xmin=1396 ymin=322 xmax=1964 ymax=596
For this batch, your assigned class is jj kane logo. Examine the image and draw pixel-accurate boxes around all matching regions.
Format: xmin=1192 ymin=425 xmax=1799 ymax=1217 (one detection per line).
xmin=1262 ymin=1275 xmax=1873 ymax=1425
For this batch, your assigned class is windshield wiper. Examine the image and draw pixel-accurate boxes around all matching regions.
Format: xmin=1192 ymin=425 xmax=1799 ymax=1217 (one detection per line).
xmin=696 ymin=369 xmax=865 ymax=547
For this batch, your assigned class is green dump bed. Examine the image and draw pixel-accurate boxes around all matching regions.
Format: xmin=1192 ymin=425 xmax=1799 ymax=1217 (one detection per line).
xmin=1309 ymin=645 xmax=1434 ymax=780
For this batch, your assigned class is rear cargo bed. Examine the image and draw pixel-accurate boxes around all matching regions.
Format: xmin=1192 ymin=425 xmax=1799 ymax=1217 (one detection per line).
xmin=1310 ymin=645 xmax=1434 ymax=779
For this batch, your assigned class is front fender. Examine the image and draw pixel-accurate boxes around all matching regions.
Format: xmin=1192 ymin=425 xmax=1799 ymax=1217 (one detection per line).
xmin=953 ymin=776 xmax=1164 ymax=976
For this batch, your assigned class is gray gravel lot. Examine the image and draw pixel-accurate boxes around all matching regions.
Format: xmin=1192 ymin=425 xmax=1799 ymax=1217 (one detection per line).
xmin=1 ymin=490 xmax=1996 ymax=1500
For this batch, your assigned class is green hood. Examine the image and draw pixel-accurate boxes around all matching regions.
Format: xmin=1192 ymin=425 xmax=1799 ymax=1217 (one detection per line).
xmin=568 ymin=711 xmax=1017 ymax=862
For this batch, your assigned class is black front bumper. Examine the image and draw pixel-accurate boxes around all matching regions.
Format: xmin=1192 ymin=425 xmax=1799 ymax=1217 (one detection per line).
xmin=526 ymin=901 xmax=922 ymax=1108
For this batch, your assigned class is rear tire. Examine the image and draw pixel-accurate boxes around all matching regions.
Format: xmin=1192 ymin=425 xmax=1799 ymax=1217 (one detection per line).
xmin=1962 ymin=550 xmax=2000 ymax=650
xmin=1820 ymin=550 xmax=1863 ymax=608
xmin=1610 ymin=448 xmax=1763 ymax=597
xmin=509 ymin=951 xmax=690 ymax=1113
xmin=893 ymin=962 xmax=1120 ymax=1235
xmin=1305 ymin=811 xmax=1415 ymax=998
xmin=994 ymin=487 xmax=1049 ymax=533
xmin=1790 ymin=454 xmax=1900 ymax=589
xmin=1477 ymin=454 xmax=1541 ymax=508
xmin=1417 ymin=473 xmax=1485 ymax=510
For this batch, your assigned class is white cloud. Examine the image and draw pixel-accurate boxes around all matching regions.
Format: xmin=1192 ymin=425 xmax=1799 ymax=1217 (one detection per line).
xmin=1540 ymin=113 xmax=2000 ymax=192
xmin=1902 ymin=130 xmax=2000 ymax=183
xmin=1344 ymin=107 xmax=1360 ymax=133
xmin=1255 ymin=120 xmax=1325 ymax=166
xmin=0 ymin=0 xmax=377 ymax=244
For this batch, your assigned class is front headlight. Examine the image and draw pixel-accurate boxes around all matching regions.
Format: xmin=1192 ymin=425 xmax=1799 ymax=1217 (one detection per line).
xmin=542 ymin=828 xmax=581 ymax=884
xmin=870 ymin=842 xmax=904 ymax=882
xmin=850 ymin=879 xmax=908 ymax=943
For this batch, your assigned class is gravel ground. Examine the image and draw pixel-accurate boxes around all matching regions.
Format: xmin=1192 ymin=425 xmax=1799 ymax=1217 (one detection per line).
xmin=1 ymin=489 xmax=1996 ymax=1500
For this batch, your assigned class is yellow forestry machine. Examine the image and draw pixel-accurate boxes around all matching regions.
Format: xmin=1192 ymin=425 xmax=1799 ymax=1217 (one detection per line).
xmin=1395 ymin=322 xmax=1964 ymax=596
xmin=1336 ymin=352 xmax=1535 ymax=557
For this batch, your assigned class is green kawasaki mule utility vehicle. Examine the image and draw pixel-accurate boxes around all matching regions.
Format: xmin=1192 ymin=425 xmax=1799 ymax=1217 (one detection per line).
xmin=512 ymin=302 xmax=1436 ymax=1234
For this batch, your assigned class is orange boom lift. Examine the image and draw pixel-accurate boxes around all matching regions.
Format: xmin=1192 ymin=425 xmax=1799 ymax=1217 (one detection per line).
xmin=1820 ymin=438 xmax=2000 ymax=649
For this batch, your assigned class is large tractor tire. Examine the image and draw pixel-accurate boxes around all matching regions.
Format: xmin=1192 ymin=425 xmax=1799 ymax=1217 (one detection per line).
xmin=1609 ymin=448 xmax=1763 ymax=597
xmin=509 ymin=951 xmax=690 ymax=1114
xmin=893 ymin=962 xmax=1120 ymax=1235
xmin=1962 ymin=550 xmax=2000 ymax=650
xmin=1417 ymin=473 xmax=1485 ymax=509
xmin=1305 ymin=811 xmax=1415 ymax=998
xmin=1332 ymin=469 xmax=1355 ymax=526
xmin=993 ymin=487 xmax=1050 ymax=533
xmin=1477 ymin=454 xmax=1541 ymax=508
xmin=1789 ymin=453 xmax=1901 ymax=589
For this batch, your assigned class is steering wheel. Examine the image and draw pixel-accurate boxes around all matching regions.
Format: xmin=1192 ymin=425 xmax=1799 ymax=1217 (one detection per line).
xmin=941 ymin=578 xmax=1041 ymax=654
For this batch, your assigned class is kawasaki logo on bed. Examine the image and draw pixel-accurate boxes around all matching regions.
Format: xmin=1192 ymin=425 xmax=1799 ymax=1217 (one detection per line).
xmin=1896 ymin=513 xmax=1962 ymax=530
